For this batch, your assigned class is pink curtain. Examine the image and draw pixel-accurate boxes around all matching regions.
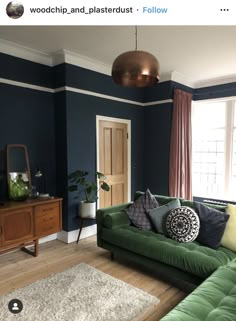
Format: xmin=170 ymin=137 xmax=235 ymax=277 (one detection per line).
xmin=169 ymin=89 xmax=192 ymax=200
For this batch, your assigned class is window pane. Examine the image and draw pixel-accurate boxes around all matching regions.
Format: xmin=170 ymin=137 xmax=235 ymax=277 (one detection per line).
xmin=234 ymin=104 xmax=236 ymax=126
xmin=229 ymin=129 xmax=236 ymax=199
xmin=192 ymin=129 xmax=225 ymax=198
xmin=192 ymin=102 xmax=226 ymax=131
xmin=192 ymin=102 xmax=226 ymax=199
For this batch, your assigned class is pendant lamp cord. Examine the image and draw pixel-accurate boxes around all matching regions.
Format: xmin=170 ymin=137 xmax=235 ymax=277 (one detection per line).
xmin=135 ymin=26 xmax=137 ymax=50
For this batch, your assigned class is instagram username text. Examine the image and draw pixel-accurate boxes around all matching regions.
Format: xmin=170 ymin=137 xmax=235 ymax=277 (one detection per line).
xmin=29 ymin=6 xmax=168 ymax=15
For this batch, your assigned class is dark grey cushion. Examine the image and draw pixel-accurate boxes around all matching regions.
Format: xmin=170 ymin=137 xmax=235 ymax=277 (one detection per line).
xmin=166 ymin=206 xmax=200 ymax=243
xmin=147 ymin=199 xmax=181 ymax=235
xmin=195 ymin=202 xmax=229 ymax=249
xmin=126 ymin=189 xmax=159 ymax=230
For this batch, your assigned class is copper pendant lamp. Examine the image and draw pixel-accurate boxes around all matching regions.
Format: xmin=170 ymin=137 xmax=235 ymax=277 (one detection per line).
xmin=111 ymin=26 xmax=160 ymax=87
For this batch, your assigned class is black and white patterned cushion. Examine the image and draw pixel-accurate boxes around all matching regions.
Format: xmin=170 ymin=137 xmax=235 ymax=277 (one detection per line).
xmin=166 ymin=206 xmax=200 ymax=243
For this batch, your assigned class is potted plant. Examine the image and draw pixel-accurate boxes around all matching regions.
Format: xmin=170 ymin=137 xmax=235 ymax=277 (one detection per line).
xmin=68 ymin=170 xmax=110 ymax=218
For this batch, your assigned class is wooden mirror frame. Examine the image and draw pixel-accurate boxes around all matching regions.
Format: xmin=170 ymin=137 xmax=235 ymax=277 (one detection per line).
xmin=6 ymin=144 xmax=31 ymax=200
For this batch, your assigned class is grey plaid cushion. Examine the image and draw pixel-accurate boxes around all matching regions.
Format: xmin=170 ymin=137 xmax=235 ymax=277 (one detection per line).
xmin=126 ymin=189 xmax=159 ymax=230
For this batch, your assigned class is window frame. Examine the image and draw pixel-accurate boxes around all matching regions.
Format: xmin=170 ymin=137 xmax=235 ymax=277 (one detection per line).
xmin=192 ymin=97 xmax=236 ymax=201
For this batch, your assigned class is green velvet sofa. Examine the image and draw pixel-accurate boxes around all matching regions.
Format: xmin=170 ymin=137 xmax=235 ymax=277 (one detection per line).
xmin=96 ymin=194 xmax=236 ymax=320
xmin=160 ymin=258 xmax=236 ymax=321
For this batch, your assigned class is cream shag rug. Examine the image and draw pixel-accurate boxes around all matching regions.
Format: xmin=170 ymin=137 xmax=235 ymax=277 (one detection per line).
xmin=0 ymin=263 xmax=159 ymax=321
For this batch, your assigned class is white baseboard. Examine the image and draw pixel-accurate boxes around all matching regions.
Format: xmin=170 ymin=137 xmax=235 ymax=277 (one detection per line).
xmin=38 ymin=233 xmax=58 ymax=244
xmin=57 ymin=224 xmax=97 ymax=244
xmin=37 ymin=224 xmax=97 ymax=245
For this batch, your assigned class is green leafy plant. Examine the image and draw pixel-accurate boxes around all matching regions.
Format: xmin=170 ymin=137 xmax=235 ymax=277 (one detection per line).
xmin=68 ymin=170 xmax=110 ymax=203
xmin=9 ymin=173 xmax=29 ymax=201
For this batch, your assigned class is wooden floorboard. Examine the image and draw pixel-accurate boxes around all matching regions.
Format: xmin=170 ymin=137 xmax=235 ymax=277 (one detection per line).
xmin=0 ymin=236 xmax=187 ymax=320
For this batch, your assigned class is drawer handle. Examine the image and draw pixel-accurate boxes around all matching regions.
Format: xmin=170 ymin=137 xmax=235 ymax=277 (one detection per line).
xmin=42 ymin=207 xmax=54 ymax=212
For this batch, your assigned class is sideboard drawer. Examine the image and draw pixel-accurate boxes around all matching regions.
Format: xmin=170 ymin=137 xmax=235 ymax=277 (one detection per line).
xmin=35 ymin=202 xmax=59 ymax=218
xmin=35 ymin=213 xmax=60 ymax=236
xmin=35 ymin=201 xmax=61 ymax=237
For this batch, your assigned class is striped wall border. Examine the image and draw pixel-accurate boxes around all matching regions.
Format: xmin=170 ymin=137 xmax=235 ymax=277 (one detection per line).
xmin=0 ymin=77 xmax=173 ymax=106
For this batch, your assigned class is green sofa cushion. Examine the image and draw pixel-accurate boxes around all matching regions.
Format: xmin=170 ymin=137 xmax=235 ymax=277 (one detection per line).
xmin=103 ymin=211 xmax=130 ymax=229
xmin=147 ymin=199 xmax=181 ymax=235
xmin=101 ymin=226 xmax=236 ymax=278
xmin=160 ymin=259 xmax=236 ymax=321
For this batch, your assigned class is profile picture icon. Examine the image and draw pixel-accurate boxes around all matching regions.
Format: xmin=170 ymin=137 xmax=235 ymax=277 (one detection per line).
xmin=8 ymin=298 xmax=23 ymax=314
xmin=6 ymin=1 xmax=24 ymax=19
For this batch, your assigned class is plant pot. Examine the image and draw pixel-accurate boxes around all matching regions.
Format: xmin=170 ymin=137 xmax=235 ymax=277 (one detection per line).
xmin=79 ymin=201 xmax=96 ymax=218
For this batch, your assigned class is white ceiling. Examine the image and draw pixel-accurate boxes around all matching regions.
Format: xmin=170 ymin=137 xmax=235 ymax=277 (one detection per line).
xmin=1 ymin=26 xmax=236 ymax=87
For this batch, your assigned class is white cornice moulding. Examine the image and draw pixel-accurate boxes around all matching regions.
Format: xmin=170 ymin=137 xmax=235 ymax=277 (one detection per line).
xmin=1 ymin=39 xmax=236 ymax=89
xmin=64 ymin=49 xmax=111 ymax=75
xmin=51 ymin=50 xmax=65 ymax=66
xmin=0 ymin=40 xmax=111 ymax=75
xmin=159 ymin=72 xmax=172 ymax=83
xmin=194 ymin=74 xmax=236 ymax=88
xmin=171 ymin=70 xmax=236 ymax=89
xmin=171 ymin=71 xmax=196 ymax=88
xmin=53 ymin=49 xmax=111 ymax=75
xmin=0 ymin=39 xmax=53 ymax=66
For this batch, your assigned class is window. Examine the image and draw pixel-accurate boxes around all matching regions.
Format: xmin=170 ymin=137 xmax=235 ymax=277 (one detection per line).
xmin=192 ymin=98 xmax=236 ymax=201
xmin=231 ymin=110 xmax=236 ymax=193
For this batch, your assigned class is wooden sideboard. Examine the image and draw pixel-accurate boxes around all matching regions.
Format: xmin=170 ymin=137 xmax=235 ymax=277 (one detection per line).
xmin=0 ymin=197 xmax=62 ymax=257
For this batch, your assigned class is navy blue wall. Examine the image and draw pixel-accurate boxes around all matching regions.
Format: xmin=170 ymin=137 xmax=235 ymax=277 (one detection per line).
xmin=0 ymin=53 xmax=145 ymax=232
xmin=0 ymin=83 xmax=56 ymax=199
xmin=54 ymin=91 xmax=68 ymax=230
xmin=54 ymin=63 xmax=145 ymax=231
xmin=143 ymin=81 xmax=193 ymax=102
xmin=143 ymin=103 xmax=173 ymax=195
xmin=0 ymin=53 xmax=53 ymax=88
xmin=142 ymin=81 xmax=173 ymax=194
xmin=194 ymin=82 xmax=236 ymax=100
xmin=143 ymin=81 xmax=173 ymax=102
xmin=64 ymin=64 xmax=145 ymax=102
xmin=66 ymin=92 xmax=144 ymax=231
